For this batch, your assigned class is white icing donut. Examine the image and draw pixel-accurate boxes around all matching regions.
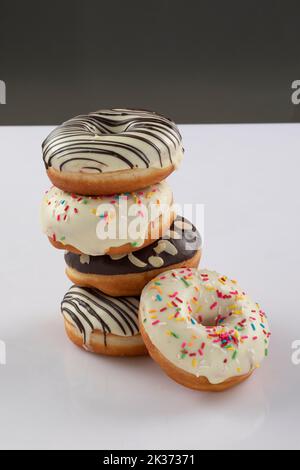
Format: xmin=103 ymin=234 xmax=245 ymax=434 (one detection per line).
xmin=61 ymin=285 xmax=146 ymax=356
xmin=140 ymin=268 xmax=271 ymax=385
xmin=43 ymin=109 xmax=184 ymax=174
xmin=40 ymin=182 xmax=173 ymax=256
xmin=61 ymin=285 xmax=140 ymax=345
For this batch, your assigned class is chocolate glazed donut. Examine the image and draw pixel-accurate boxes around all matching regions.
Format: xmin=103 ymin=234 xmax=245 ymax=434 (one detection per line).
xmin=65 ymin=217 xmax=202 ymax=296
xmin=43 ymin=109 xmax=184 ymax=195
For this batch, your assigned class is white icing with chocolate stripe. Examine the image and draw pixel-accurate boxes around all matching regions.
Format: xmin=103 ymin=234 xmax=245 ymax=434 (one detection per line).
xmin=110 ymin=254 xmax=127 ymax=261
xmin=128 ymin=253 xmax=148 ymax=268
xmin=61 ymin=286 xmax=140 ymax=348
xmin=80 ymin=254 xmax=90 ymax=265
xmin=154 ymin=240 xmax=178 ymax=256
xmin=43 ymin=109 xmax=184 ymax=174
xmin=148 ymin=256 xmax=164 ymax=268
xmin=40 ymin=182 xmax=173 ymax=256
xmin=140 ymin=268 xmax=271 ymax=385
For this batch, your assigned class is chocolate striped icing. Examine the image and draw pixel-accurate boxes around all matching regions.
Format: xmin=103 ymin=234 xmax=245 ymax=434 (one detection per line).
xmin=43 ymin=109 xmax=184 ymax=173
xmin=61 ymin=286 xmax=140 ymax=347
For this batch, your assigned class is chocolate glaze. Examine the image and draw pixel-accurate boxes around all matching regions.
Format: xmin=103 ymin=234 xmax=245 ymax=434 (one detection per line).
xmin=64 ymin=217 xmax=202 ymax=275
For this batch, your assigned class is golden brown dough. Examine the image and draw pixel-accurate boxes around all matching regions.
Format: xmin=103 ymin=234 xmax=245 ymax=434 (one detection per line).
xmin=65 ymin=320 xmax=147 ymax=357
xmin=47 ymin=166 xmax=175 ymax=196
xmin=66 ymin=251 xmax=202 ymax=297
xmin=139 ymin=323 xmax=253 ymax=392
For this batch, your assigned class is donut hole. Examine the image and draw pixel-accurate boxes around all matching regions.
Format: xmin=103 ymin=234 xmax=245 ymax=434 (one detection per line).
xmin=194 ymin=309 xmax=232 ymax=328
xmin=201 ymin=317 xmax=218 ymax=328
xmin=195 ymin=315 xmax=220 ymax=328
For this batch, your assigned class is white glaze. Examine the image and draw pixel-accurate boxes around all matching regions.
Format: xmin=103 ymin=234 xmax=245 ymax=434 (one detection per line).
xmin=128 ymin=253 xmax=148 ymax=268
xmin=154 ymin=240 xmax=178 ymax=256
xmin=148 ymin=256 xmax=164 ymax=268
xmin=40 ymin=182 xmax=173 ymax=256
xmin=140 ymin=268 xmax=271 ymax=385
xmin=80 ymin=254 xmax=90 ymax=265
xmin=43 ymin=109 xmax=184 ymax=174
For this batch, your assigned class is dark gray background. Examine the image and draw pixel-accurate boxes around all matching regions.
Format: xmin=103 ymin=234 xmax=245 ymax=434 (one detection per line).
xmin=0 ymin=0 xmax=300 ymax=124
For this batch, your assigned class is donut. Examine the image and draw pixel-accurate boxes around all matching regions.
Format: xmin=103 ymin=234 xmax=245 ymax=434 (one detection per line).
xmin=65 ymin=217 xmax=202 ymax=296
xmin=61 ymin=285 xmax=147 ymax=356
xmin=139 ymin=268 xmax=271 ymax=392
xmin=41 ymin=182 xmax=174 ymax=256
xmin=42 ymin=109 xmax=184 ymax=195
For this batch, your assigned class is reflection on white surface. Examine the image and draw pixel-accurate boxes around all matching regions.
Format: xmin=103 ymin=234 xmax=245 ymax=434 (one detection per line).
xmin=63 ymin=342 xmax=269 ymax=448
xmin=0 ymin=124 xmax=299 ymax=449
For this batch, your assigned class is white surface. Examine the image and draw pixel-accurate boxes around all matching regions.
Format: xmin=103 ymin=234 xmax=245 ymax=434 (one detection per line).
xmin=0 ymin=124 xmax=299 ymax=450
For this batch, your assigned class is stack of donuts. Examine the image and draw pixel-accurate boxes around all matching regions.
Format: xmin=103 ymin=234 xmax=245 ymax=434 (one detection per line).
xmin=40 ymin=108 xmax=270 ymax=392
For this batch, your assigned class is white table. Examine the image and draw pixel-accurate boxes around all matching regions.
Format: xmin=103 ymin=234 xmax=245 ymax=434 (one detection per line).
xmin=0 ymin=124 xmax=299 ymax=450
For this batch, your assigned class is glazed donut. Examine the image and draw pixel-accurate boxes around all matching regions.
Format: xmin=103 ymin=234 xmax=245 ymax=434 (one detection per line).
xmin=43 ymin=109 xmax=184 ymax=195
xmin=65 ymin=217 xmax=202 ymax=296
xmin=139 ymin=268 xmax=271 ymax=392
xmin=61 ymin=285 xmax=147 ymax=356
xmin=41 ymin=182 xmax=174 ymax=256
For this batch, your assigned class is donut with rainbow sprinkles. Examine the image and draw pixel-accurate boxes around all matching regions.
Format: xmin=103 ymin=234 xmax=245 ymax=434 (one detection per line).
xmin=139 ymin=268 xmax=271 ymax=392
